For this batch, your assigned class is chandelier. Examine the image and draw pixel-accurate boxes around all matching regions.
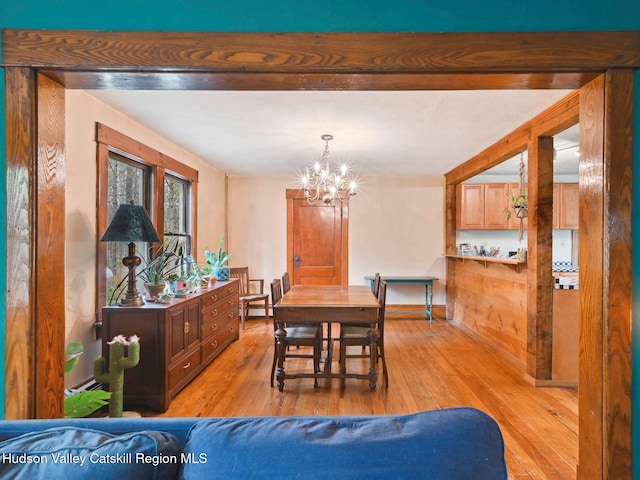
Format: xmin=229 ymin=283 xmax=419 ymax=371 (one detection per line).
xmin=300 ymin=134 xmax=358 ymax=205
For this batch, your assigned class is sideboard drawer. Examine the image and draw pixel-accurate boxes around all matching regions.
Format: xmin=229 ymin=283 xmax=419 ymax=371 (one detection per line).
xmin=169 ymin=348 xmax=201 ymax=391
xmin=202 ymin=282 xmax=238 ymax=311
xmin=201 ymin=318 xmax=239 ymax=363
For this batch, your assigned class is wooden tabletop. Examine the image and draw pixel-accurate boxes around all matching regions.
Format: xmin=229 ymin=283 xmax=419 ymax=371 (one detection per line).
xmin=277 ymin=285 xmax=379 ymax=308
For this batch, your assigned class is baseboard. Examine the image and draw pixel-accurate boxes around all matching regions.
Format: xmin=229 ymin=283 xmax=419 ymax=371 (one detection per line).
xmin=522 ymin=374 xmax=578 ymax=388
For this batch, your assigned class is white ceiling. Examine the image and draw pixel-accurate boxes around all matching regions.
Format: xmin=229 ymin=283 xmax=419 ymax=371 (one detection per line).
xmin=86 ymin=89 xmax=579 ymax=178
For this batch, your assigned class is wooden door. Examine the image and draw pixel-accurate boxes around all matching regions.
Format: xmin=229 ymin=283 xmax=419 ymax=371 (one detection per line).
xmin=286 ymin=190 xmax=349 ymax=285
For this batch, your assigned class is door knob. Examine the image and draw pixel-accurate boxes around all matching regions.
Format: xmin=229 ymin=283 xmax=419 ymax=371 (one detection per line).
xmin=294 ymin=255 xmax=300 ymax=267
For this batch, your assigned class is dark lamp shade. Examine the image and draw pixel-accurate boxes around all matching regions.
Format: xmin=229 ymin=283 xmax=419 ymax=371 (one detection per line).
xmin=100 ymin=201 xmax=161 ymax=243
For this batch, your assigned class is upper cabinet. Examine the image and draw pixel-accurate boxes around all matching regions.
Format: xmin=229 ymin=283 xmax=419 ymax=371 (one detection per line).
xmin=554 ymin=183 xmax=579 ymax=229
xmin=458 ymin=182 xmax=578 ymax=231
xmin=456 ymin=183 xmax=485 ymax=230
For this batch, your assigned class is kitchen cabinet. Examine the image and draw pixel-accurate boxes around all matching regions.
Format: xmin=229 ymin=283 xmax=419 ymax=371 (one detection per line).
xmin=457 ymin=183 xmax=509 ymax=230
xmin=102 ymin=279 xmax=239 ymax=412
xmin=458 ymin=182 xmax=578 ymax=230
xmin=456 ymin=183 xmax=485 ymax=229
xmin=555 ymin=183 xmax=579 ymax=229
xmin=484 ymin=183 xmax=510 ymax=230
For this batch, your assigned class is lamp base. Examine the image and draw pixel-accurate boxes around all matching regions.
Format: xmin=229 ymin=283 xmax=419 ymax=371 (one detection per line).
xmin=119 ymin=293 xmax=145 ymax=307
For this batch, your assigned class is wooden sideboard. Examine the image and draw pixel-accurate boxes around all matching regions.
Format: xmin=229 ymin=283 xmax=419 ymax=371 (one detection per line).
xmin=102 ymin=279 xmax=239 ymax=412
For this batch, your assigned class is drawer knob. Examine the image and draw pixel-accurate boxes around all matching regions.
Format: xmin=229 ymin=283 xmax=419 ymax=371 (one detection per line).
xmin=228 ymin=311 xmax=234 ymax=318
xmin=228 ymin=287 xmax=234 ymax=292
xmin=212 ymin=295 xmax=218 ymax=302
xmin=211 ymin=323 xmax=218 ymax=331
xmin=210 ymin=309 xmax=218 ymax=317
xmin=182 ymin=362 xmax=191 ymax=369
xmin=228 ymin=327 xmax=234 ymax=333
xmin=211 ymin=341 xmax=218 ymax=348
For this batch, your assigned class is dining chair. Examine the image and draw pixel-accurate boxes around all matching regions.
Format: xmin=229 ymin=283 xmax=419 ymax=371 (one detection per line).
xmin=270 ymin=279 xmax=323 ymax=388
xmin=339 ymin=280 xmax=388 ymax=388
xmin=282 ymin=272 xmax=291 ymax=294
xmin=230 ymin=267 xmax=270 ymax=330
xmin=372 ymin=272 xmax=381 ymax=298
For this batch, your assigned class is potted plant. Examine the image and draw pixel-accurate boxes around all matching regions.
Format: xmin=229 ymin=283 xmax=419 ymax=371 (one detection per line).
xmin=139 ymin=239 xmax=183 ymax=298
xmin=504 ymin=193 xmax=528 ymax=220
xmin=107 ymin=238 xmax=184 ymax=304
xmin=204 ymin=235 xmax=232 ymax=281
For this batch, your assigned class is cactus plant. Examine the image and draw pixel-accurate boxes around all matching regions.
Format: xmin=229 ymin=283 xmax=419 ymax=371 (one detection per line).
xmin=94 ymin=335 xmax=140 ymax=418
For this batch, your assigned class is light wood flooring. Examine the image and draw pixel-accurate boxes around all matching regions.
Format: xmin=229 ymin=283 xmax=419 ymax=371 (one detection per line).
xmin=157 ymin=318 xmax=578 ymax=480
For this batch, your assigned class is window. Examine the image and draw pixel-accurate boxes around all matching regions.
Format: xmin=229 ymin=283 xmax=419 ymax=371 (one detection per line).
xmin=105 ymin=153 xmax=151 ymax=304
xmin=164 ymin=174 xmax=191 ymax=258
xmin=96 ymin=124 xmax=199 ymax=313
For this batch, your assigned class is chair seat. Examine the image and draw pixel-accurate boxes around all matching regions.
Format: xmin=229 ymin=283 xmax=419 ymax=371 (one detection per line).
xmin=340 ymin=326 xmax=372 ymax=339
xmin=240 ymin=293 xmax=269 ymax=303
xmin=285 ymin=326 xmax=321 ymax=340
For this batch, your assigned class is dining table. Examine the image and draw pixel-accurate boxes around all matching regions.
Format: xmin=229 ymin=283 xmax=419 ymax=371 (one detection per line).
xmin=273 ymin=284 xmax=381 ymax=391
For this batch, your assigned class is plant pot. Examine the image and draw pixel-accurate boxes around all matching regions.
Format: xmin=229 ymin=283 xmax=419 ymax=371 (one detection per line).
xmin=145 ymin=282 xmax=166 ymax=299
xmin=169 ymin=280 xmax=190 ymax=294
xmin=211 ymin=266 xmax=230 ymax=281
xmin=515 ymin=206 xmax=528 ymax=218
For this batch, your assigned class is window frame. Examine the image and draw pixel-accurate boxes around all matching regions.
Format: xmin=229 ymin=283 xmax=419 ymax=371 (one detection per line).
xmin=96 ymin=123 xmax=199 ymax=324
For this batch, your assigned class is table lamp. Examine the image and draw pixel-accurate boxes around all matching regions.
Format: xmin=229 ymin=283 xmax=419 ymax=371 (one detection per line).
xmin=100 ymin=201 xmax=160 ymax=306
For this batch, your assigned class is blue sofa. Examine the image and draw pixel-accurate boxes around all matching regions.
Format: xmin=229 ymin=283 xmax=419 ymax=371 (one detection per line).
xmin=0 ymin=407 xmax=507 ymax=479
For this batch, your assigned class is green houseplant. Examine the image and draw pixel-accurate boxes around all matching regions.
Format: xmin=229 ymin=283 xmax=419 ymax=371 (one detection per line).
xmin=504 ymin=193 xmax=528 ymax=220
xmin=204 ymin=235 xmax=232 ymax=281
xmin=108 ymin=238 xmax=183 ymax=304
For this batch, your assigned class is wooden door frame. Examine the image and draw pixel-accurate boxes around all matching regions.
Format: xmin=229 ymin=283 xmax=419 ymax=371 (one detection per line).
xmin=285 ymin=189 xmax=349 ymax=285
xmin=3 ymin=30 xmax=637 ymax=478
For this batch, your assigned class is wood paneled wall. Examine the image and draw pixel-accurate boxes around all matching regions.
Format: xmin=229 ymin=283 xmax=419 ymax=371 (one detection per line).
xmin=452 ymin=260 xmax=527 ymax=365
xmin=4 ymin=72 xmax=65 ymax=418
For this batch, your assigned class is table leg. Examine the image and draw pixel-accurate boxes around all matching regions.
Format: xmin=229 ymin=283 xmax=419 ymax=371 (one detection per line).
xmin=425 ymin=281 xmax=433 ymax=323
xmin=275 ymin=323 xmax=287 ymax=392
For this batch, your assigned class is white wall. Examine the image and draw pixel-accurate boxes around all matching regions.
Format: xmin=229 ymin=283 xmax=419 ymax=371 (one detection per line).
xmin=227 ymin=174 xmax=447 ymax=307
xmin=65 ymin=90 xmax=226 ymax=387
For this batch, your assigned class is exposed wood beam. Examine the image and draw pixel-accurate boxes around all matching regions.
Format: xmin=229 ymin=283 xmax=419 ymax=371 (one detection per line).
xmin=525 ymin=136 xmax=555 ymax=382
xmin=3 ymin=30 xmax=640 ymax=72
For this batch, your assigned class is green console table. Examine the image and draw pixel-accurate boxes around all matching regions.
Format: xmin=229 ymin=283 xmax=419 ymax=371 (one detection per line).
xmin=364 ymin=275 xmax=438 ymax=322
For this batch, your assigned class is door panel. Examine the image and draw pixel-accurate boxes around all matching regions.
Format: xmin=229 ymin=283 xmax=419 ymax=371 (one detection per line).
xmin=287 ymin=189 xmax=348 ymax=286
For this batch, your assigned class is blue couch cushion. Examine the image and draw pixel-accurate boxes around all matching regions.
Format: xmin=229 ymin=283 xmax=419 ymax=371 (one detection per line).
xmin=0 ymin=426 xmax=180 ymax=480
xmin=179 ymin=407 xmax=507 ymax=479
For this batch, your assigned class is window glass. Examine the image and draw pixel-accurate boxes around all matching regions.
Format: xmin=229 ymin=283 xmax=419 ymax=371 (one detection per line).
xmin=164 ymin=174 xmax=191 ymax=260
xmin=106 ymin=154 xmax=149 ymax=304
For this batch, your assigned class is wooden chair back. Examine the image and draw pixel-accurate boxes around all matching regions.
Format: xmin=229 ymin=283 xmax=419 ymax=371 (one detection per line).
xmin=230 ymin=267 xmax=251 ymax=296
xmin=377 ymin=280 xmax=387 ymax=332
xmin=372 ymin=272 xmax=381 ymax=298
xmin=282 ymin=272 xmax=291 ymax=294
xmin=270 ymin=278 xmax=283 ymax=308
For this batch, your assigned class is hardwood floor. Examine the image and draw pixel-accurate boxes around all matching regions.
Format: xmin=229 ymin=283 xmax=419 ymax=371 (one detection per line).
xmin=157 ymin=319 xmax=578 ymax=480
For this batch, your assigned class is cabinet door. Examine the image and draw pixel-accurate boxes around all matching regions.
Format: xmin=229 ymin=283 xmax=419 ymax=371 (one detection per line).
xmin=457 ymin=184 xmax=484 ymax=229
xmin=169 ymin=306 xmax=188 ymax=362
xmin=185 ymin=300 xmax=200 ymax=350
xmin=484 ymin=183 xmax=509 ymax=230
xmin=559 ymin=183 xmax=579 ymax=229
xmin=553 ymin=184 xmax=560 ymax=229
